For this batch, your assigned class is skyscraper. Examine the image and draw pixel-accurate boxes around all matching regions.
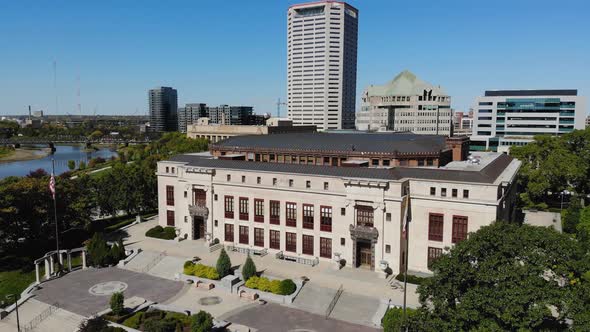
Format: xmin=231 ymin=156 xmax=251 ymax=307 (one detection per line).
xmin=149 ymin=87 xmax=178 ymax=132
xmin=287 ymin=1 xmax=358 ymax=130
xmin=178 ymin=103 xmax=207 ymax=133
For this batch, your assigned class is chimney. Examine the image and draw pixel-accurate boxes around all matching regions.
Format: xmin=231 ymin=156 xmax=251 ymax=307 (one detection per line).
xmin=446 ymin=136 xmax=470 ymax=161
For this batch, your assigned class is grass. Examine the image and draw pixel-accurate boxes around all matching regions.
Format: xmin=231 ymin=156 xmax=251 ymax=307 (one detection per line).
xmin=92 ymin=211 xmax=157 ymax=233
xmin=0 ymin=146 xmax=15 ymax=159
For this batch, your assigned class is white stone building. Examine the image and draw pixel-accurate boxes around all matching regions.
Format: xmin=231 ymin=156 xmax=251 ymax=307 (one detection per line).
xmin=356 ymin=70 xmax=452 ymax=135
xmin=157 ymin=151 xmax=520 ymax=275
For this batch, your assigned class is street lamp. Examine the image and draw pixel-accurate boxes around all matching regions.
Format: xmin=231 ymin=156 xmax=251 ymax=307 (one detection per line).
xmin=560 ymin=190 xmax=571 ymax=211
xmin=6 ymin=294 xmax=20 ymax=332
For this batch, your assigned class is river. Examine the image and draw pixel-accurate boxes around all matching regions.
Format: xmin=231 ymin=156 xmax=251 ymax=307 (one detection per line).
xmin=0 ymin=145 xmax=118 ymax=179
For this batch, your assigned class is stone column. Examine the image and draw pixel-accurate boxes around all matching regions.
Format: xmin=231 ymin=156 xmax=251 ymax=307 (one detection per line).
xmin=44 ymin=259 xmax=50 ymax=279
xmin=49 ymin=255 xmax=54 ymax=275
xmin=68 ymin=252 xmax=72 ymax=271
xmin=58 ymin=251 xmax=64 ymax=265
xmin=35 ymin=263 xmax=40 ymax=284
xmin=82 ymin=251 xmax=87 ymax=269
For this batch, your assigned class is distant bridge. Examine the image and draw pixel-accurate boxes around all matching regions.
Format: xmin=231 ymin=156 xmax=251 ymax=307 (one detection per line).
xmin=0 ymin=137 xmax=152 ymax=151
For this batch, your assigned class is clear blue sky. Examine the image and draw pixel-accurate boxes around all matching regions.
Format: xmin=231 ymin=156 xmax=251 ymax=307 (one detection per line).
xmin=0 ymin=0 xmax=588 ymax=117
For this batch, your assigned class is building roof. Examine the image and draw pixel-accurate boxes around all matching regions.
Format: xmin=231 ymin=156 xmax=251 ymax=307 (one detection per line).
xmin=365 ymin=70 xmax=447 ymax=97
xmin=484 ymin=89 xmax=578 ymax=97
xmin=210 ymin=132 xmax=448 ymax=155
xmin=165 ymin=153 xmax=515 ymax=184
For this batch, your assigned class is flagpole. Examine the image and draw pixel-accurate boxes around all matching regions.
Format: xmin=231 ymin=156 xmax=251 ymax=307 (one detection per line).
xmin=402 ymin=195 xmax=410 ymax=331
xmin=52 ymin=159 xmax=60 ymax=266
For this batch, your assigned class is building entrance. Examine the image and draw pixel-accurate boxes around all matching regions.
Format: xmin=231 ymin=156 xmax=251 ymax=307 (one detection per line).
xmin=356 ymin=241 xmax=372 ymax=269
xmin=192 ymin=216 xmax=205 ymax=240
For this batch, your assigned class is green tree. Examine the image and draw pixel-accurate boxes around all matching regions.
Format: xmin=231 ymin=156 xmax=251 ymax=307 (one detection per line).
xmin=241 ymin=255 xmax=257 ymax=281
xmin=190 ymin=310 xmax=213 ymax=332
xmin=86 ymin=233 xmax=111 ymax=267
xmin=576 ymin=206 xmax=590 ymax=250
xmin=79 ymin=160 xmax=86 ymax=169
xmin=382 ymin=307 xmax=418 ymax=332
xmin=110 ymin=291 xmax=124 ymax=316
xmin=67 ymin=160 xmax=76 ymax=170
xmin=216 ymin=248 xmax=231 ymax=278
xmin=78 ymin=316 xmax=110 ymax=332
xmin=415 ymin=221 xmax=587 ymax=331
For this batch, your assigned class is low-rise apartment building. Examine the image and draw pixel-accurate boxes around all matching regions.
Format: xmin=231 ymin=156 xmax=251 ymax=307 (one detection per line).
xmin=157 ymin=151 xmax=520 ymax=275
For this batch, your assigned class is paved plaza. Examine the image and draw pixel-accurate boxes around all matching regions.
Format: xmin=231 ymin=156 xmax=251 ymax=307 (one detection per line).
xmin=33 ymin=267 xmax=185 ymax=316
xmin=225 ymin=303 xmax=380 ymax=332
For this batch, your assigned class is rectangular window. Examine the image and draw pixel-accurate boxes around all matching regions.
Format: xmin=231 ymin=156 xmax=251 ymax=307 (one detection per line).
xmin=227 ymin=174 xmax=231 ymax=182
xmin=324 ymin=182 xmax=329 ymax=190
xmin=306 ymin=180 xmax=311 ymax=189
xmin=166 ymin=185 xmax=174 ymax=206
xmin=452 ymin=216 xmax=468 ymax=243
xmin=286 ymin=202 xmax=297 ymax=227
xmin=166 ymin=210 xmax=175 ymax=226
xmin=239 ymin=197 xmax=249 ymax=220
xmin=428 ymin=213 xmax=444 ymax=241
xmin=239 ymin=225 xmax=249 ymax=244
xmin=320 ymin=206 xmax=332 ymax=232
xmin=428 ymin=247 xmax=443 ymax=269
xmin=452 ymin=189 xmax=458 ymax=198
xmin=165 ymin=166 xmax=169 ymax=173
xmin=386 ymin=213 xmax=391 ymax=222
xmin=356 ymin=206 xmax=374 ymax=227
xmin=241 ymin=175 xmax=246 ymax=183
xmin=257 ymin=177 xmax=261 ymax=184
xmin=302 ymin=235 xmax=314 ymax=255
xmin=385 ymin=244 xmax=391 ymax=253
xmin=441 ymin=188 xmax=447 ymax=197
xmin=430 ymin=187 xmax=436 ymax=196
xmin=254 ymin=227 xmax=264 ymax=247
xmin=289 ymin=179 xmax=294 ymax=187
xmin=224 ymin=196 xmax=234 ymax=218
xmin=254 ymin=199 xmax=264 ymax=222
xmin=273 ymin=178 xmax=277 ymax=186
xmin=320 ymin=237 xmax=332 ymax=258
xmin=286 ymin=232 xmax=297 ymax=252
xmin=224 ymin=224 xmax=234 ymax=242
xmin=340 ymin=237 xmax=345 ymax=246
xmin=341 ymin=207 xmax=346 ymax=216
xmin=463 ymin=190 xmax=469 ymax=198
xmin=371 ymin=159 xmax=379 ymax=166
xmin=270 ymin=230 xmax=280 ymax=249
xmin=383 ymin=159 xmax=390 ymax=166
xmin=303 ymin=204 xmax=314 ymax=229
xmin=270 ymin=200 xmax=280 ymax=225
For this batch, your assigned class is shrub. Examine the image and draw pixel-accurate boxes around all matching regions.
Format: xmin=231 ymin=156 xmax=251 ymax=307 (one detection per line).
xmin=78 ymin=316 xmax=109 ymax=332
xmin=190 ymin=311 xmax=213 ymax=332
xmin=143 ymin=317 xmax=176 ymax=332
xmin=110 ymin=292 xmax=124 ymax=316
xmin=216 ymin=248 xmax=231 ymax=278
xmin=245 ymin=276 xmax=260 ymax=289
xmin=79 ymin=161 xmax=86 ymax=169
xmin=382 ymin=307 xmax=417 ymax=332
xmin=145 ymin=225 xmax=176 ymax=240
xmin=395 ymin=273 xmax=429 ymax=286
xmin=278 ymin=279 xmax=296 ymax=295
xmin=186 ymin=263 xmax=220 ymax=280
xmin=123 ymin=312 xmax=144 ymax=329
xmin=270 ymin=279 xmax=282 ymax=294
xmin=242 ymin=255 xmax=257 ymax=281
xmin=86 ymin=232 xmax=112 ymax=267
xmin=68 ymin=160 xmax=76 ymax=170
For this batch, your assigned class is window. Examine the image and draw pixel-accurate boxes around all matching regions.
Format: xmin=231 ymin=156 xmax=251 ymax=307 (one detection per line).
xmin=171 ymin=167 xmax=175 ymax=174
xmin=428 ymin=213 xmax=444 ymax=241
xmin=356 ymin=206 xmax=374 ymax=227
xmin=452 ymin=189 xmax=458 ymax=198
xmin=241 ymin=176 xmax=246 ymax=183
xmin=386 ymin=213 xmax=391 ymax=222
xmin=224 ymin=196 xmax=234 ymax=218
xmin=306 ymin=180 xmax=311 ymax=189
xmin=303 ymin=204 xmax=314 ymax=229
xmin=289 ymin=179 xmax=294 ymax=187
xmin=383 ymin=159 xmax=390 ymax=166
xmin=257 ymin=177 xmax=261 ymax=184
xmin=166 ymin=186 xmax=174 ymax=206
xmin=324 ymin=182 xmax=329 ymax=190
xmin=184 ymin=191 xmax=187 ymax=198
xmin=254 ymin=228 xmax=264 ymax=247
xmin=273 ymin=178 xmax=277 ymax=186
xmin=430 ymin=187 xmax=436 ymax=196
xmin=286 ymin=232 xmax=297 ymax=252
xmin=254 ymin=199 xmax=264 ymax=222
xmin=214 ymin=194 xmax=218 ymax=201
xmin=286 ymin=202 xmax=297 ymax=227
xmin=441 ymin=188 xmax=447 ymax=197
xmin=320 ymin=237 xmax=332 ymax=258
xmin=270 ymin=230 xmax=280 ymax=249
xmin=270 ymin=200 xmax=280 ymax=225
xmin=320 ymin=206 xmax=332 ymax=232
xmin=341 ymin=207 xmax=346 ymax=216
xmin=427 ymin=247 xmax=443 ymax=269
xmin=166 ymin=210 xmax=175 ymax=226
xmin=452 ymin=216 xmax=468 ymax=243
xmin=463 ymin=190 xmax=469 ymax=198
xmin=227 ymin=174 xmax=231 ymax=182
xmin=239 ymin=197 xmax=249 ymax=220
xmin=166 ymin=166 xmax=169 ymax=173
xmin=224 ymin=224 xmax=234 ymax=242
xmin=214 ymin=220 xmax=218 ymax=227
xmin=386 ymin=245 xmax=391 ymax=253
xmin=239 ymin=225 xmax=249 ymax=244
xmin=372 ymin=159 xmax=379 ymax=166
xmin=302 ymin=235 xmax=314 ymax=255
xmin=340 ymin=237 xmax=345 ymax=246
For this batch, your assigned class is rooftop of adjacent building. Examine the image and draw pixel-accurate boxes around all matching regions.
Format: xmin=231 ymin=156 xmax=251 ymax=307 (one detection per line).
xmin=289 ymin=0 xmax=358 ymax=12
xmin=365 ymin=70 xmax=447 ymax=97
xmin=210 ymin=131 xmax=449 ymax=155
xmin=483 ymin=89 xmax=578 ymax=97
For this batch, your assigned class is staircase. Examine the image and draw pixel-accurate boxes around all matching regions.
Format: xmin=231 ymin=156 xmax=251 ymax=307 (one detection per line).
xmin=387 ymin=274 xmax=404 ymax=290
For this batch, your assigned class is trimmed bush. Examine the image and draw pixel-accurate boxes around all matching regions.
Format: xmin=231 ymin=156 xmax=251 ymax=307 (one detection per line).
xmin=145 ymin=225 xmax=176 ymax=240
xmin=245 ymin=276 xmax=296 ymax=295
xmin=190 ymin=310 xmax=213 ymax=332
xmin=216 ymin=248 xmax=231 ymax=278
xmin=382 ymin=307 xmax=417 ymax=332
xmin=242 ymin=255 xmax=257 ymax=281
xmin=86 ymin=232 xmax=112 ymax=267
xmin=278 ymin=279 xmax=297 ymax=295
xmin=184 ymin=262 xmax=220 ymax=280
xmin=395 ymin=273 xmax=429 ymax=286
xmin=123 ymin=312 xmax=144 ymax=329
xmin=110 ymin=292 xmax=124 ymax=316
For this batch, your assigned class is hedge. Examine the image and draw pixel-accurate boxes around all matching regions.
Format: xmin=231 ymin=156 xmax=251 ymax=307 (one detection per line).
xmin=145 ymin=225 xmax=176 ymax=240
xmin=245 ymin=276 xmax=296 ymax=295
xmin=183 ymin=261 xmax=220 ymax=280
xmin=395 ymin=273 xmax=430 ymax=286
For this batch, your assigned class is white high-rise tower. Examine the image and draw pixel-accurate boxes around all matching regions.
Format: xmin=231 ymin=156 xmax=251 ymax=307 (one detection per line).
xmin=287 ymin=1 xmax=358 ymax=130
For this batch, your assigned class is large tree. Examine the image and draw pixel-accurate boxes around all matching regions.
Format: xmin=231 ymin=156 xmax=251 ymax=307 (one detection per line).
xmin=413 ymin=222 xmax=589 ymax=331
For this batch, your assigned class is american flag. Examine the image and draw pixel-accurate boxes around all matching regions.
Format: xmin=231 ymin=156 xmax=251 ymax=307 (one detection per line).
xmin=49 ymin=172 xmax=56 ymax=199
xmin=402 ymin=195 xmax=411 ymax=239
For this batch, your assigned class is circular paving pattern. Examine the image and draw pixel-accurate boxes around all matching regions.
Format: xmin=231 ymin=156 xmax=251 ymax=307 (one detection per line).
xmin=88 ymin=281 xmax=128 ymax=296
xmin=198 ymin=296 xmax=222 ymax=306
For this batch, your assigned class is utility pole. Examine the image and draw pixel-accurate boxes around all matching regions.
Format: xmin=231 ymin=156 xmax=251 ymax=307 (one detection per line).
xmin=276 ymin=98 xmax=286 ymax=118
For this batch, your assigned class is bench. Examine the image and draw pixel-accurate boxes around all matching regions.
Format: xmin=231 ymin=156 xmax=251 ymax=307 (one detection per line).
xmin=239 ymin=290 xmax=259 ymax=301
xmin=275 ymin=251 xmax=319 ymax=267
xmin=226 ymin=245 xmax=267 ymax=257
xmin=195 ymin=280 xmax=215 ymax=290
